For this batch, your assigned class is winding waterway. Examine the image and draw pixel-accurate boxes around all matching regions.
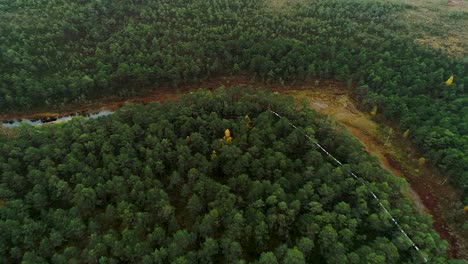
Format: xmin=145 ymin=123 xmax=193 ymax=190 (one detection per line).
xmin=1 ymin=110 xmax=113 ymax=128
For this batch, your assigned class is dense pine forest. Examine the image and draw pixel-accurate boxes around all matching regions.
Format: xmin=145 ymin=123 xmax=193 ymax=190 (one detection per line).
xmin=0 ymin=88 xmax=455 ymax=263
xmin=1 ymin=0 xmax=466 ymax=204
xmin=0 ymin=0 xmax=467 ymax=262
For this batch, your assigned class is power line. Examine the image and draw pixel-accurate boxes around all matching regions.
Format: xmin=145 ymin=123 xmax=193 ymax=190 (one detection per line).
xmin=269 ymin=109 xmax=429 ymax=263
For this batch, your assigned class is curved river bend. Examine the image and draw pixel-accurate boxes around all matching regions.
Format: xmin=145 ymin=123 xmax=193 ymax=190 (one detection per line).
xmin=1 ymin=110 xmax=114 ymax=128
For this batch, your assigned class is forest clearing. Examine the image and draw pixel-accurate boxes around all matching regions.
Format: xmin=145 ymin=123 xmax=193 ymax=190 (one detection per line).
xmin=395 ymin=0 xmax=467 ymax=56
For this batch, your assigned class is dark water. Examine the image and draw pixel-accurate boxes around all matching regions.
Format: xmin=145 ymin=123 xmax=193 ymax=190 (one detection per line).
xmin=1 ymin=110 xmax=114 ymax=128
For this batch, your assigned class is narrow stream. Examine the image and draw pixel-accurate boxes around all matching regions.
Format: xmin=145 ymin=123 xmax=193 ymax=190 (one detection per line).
xmin=1 ymin=110 xmax=114 ymax=128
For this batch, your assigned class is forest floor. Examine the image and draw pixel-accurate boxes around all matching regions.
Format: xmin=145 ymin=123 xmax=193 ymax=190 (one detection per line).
xmin=1 ymin=76 xmax=467 ymax=259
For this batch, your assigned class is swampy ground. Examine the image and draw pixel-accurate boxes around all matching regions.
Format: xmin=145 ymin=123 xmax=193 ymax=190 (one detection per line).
xmin=282 ymin=83 xmax=467 ymax=259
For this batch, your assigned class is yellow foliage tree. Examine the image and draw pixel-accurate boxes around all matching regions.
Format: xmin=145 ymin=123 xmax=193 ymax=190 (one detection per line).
xmin=223 ymin=129 xmax=232 ymax=144
xmin=445 ymin=75 xmax=454 ymax=86
xmin=403 ymin=129 xmax=410 ymax=138
xmin=418 ymin=157 xmax=426 ymax=166
xmin=245 ymin=115 xmax=251 ymax=129
xmin=370 ymin=106 xmax=378 ymax=116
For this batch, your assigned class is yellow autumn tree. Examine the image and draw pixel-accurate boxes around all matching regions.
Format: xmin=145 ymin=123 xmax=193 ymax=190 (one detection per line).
xmin=223 ymin=129 xmax=232 ymax=144
xmin=370 ymin=106 xmax=378 ymax=116
xmin=245 ymin=115 xmax=251 ymax=129
xmin=445 ymin=75 xmax=454 ymax=86
xmin=418 ymin=157 xmax=426 ymax=166
xmin=403 ymin=129 xmax=410 ymax=138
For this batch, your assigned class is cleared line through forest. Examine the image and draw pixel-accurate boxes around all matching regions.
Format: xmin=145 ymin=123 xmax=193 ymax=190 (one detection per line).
xmin=270 ymin=109 xmax=429 ymax=263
